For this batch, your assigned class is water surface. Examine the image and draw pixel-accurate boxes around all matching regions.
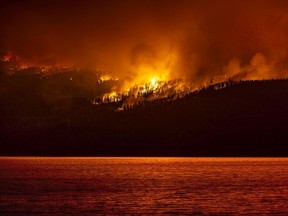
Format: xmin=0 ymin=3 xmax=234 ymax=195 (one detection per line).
xmin=1 ymin=157 xmax=288 ymax=215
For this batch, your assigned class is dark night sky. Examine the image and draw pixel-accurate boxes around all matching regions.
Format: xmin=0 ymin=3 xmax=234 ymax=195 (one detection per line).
xmin=1 ymin=0 xmax=288 ymax=83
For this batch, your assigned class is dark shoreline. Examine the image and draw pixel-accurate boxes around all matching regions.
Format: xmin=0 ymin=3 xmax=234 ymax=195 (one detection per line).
xmin=1 ymin=79 xmax=288 ymax=156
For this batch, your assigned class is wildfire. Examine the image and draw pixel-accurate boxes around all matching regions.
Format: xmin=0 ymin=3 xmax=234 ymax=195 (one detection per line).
xmin=90 ymin=55 xmax=196 ymax=109
xmin=1 ymin=52 xmax=240 ymax=110
xmin=102 ymin=91 xmax=122 ymax=103
xmin=2 ymin=51 xmax=15 ymax=62
xmin=98 ymin=74 xmax=119 ymax=83
xmin=95 ymin=72 xmax=192 ymax=110
xmin=1 ymin=51 xmax=75 ymax=74
xmin=150 ymin=77 xmax=159 ymax=89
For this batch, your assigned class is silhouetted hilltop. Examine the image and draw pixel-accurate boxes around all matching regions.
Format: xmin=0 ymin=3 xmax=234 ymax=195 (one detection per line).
xmin=1 ymin=79 xmax=288 ymax=156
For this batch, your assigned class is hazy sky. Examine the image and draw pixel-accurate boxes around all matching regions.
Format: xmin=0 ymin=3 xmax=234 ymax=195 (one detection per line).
xmin=1 ymin=0 xmax=287 ymax=83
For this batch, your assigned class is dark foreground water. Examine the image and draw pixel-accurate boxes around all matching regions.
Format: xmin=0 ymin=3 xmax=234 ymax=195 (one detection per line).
xmin=1 ymin=158 xmax=288 ymax=215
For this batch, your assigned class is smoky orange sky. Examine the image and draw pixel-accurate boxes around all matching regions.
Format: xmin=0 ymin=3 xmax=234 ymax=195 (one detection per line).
xmin=1 ymin=0 xmax=288 ymax=85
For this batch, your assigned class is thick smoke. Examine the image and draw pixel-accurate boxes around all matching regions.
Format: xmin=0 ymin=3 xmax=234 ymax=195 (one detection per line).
xmin=1 ymin=0 xmax=287 ymax=86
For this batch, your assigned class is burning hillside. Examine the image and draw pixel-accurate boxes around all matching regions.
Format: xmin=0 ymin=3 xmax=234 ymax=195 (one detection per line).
xmin=0 ymin=52 xmax=235 ymax=111
xmin=1 ymin=50 xmax=287 ymax=111
xmin=97 ymin=78 xmax=193 ymax=109
xmin=1 ymin=0 xmax=288 ymax=109
xmin=0 ymin=54 xmax=191 ymax=109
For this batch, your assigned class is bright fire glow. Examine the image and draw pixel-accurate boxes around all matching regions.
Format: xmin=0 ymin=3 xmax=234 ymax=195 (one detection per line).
xmin=150 ymin=77 xmax=158 ymax=87
xmin=4 ymin=50 xmax=279 ymax=111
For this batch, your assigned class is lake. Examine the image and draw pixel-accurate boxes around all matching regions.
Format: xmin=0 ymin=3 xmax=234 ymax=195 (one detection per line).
xmin=1 ymin=157 xmax=288 ymax=215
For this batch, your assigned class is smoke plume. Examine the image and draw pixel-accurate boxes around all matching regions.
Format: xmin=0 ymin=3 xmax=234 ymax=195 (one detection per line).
xmin=1 ymin=0 xmax=288 ymax=87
